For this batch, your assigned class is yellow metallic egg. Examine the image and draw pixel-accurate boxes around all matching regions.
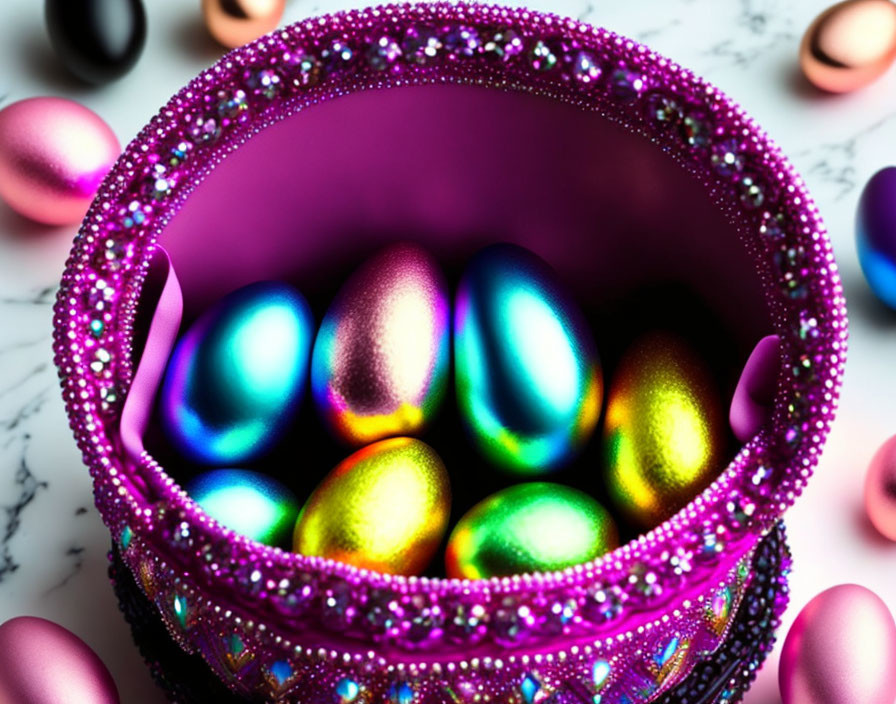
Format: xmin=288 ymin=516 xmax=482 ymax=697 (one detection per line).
xmin=293 ymin=437 xmax=450 ymax=576
xmin=604 ymin=332 xmax=725 ymax=528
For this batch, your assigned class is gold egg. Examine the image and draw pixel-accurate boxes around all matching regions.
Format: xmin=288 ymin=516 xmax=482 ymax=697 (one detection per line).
xmin=799 ymin=0 xmax=896 ymax=93
xmin=201 ymin=0 xmax=286 ymax=49
xmin=604 ymin=333 xmax=725 ymax=528
xmin=293 ymin=437 xmax=451 ymax=576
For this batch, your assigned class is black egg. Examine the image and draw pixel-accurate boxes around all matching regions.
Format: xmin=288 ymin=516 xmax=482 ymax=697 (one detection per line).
xmin=45 ymin=0 xmax=147 ymax=85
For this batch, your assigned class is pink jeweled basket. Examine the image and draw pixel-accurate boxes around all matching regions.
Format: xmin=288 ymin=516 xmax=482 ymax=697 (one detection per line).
xmin=53 ymin=3 xmax=847 ymax=703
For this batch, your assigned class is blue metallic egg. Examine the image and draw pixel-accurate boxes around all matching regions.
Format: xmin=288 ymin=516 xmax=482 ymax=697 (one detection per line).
xmin=186 ymin=469 xmax=299 ymax=547
xmin=857 ymin=166 xmax=896 ymax=309
xmin=160 ymin=281 xmax=313 ymax=465
xmin=454 ymin=244 xmax=602 ymax=473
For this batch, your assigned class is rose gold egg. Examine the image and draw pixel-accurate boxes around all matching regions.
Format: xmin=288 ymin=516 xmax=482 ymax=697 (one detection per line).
xmin=0 ymin=616 xmax=119 ymax=704
xmin=865 ymin=434 xmax=896 ymax=541
xmin=779 ymin=584 xmax=896 ymax=704
xmin=0 ymin=97 xmax=119 ymax=226
xmin=799 ymin=0 xmax=896 ymax=93
xmin=201 ymin=0 xmax=286 ymax=49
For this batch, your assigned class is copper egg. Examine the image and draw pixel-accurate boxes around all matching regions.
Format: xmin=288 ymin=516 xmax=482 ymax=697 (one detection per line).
xmin=201 ymin=0 xmax=287 ymax=49
xmin=799 ymin=0 xmax=896 ymax=93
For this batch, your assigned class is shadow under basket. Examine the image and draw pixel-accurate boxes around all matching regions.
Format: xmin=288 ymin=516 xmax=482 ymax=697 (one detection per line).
xmin=53 ymin=3 xmax=847 ymax=703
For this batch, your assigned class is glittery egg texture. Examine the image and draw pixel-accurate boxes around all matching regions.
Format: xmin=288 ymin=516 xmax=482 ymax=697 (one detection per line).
xmin=311 ymin=243 xmax=450 ymax=446
xmin=293 ymin=437 xmax=450 ymax=576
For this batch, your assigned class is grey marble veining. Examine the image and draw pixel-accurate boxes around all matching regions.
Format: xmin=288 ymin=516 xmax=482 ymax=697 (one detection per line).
xmin=0 ymin=1 xmax=895 ymax=703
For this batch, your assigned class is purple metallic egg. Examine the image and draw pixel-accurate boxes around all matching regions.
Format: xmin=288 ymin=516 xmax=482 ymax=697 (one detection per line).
xmin=311 ymin=243 xmax=450 ymax=446
xmin=857 ymin=166 xmax=896 ymax=309
xmin=779 ymin=584 xmax=896 ymax=704
xmin=0 ymin=97 xmax=120 ymax=225
xmin=0 ymin=616 xmax=119 ymax=704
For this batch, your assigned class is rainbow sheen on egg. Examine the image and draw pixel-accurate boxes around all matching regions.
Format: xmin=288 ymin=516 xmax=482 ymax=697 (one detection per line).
xmin=293 ymin=437 xmax=450 ymax=575
xmin=454 ymin=244 xmax=601 ymax=473
xmin=605 ymin=332 xmax=725 ymax=527
xmin=311 ymin=243 xmax=450 ymax=446
xmin=186 ymin=469 xmax=298 ymax=547
xmin=160 ymin=281 xmax=313 ymax=465
xmin=446 ymin=483 xmax=617 ymax=579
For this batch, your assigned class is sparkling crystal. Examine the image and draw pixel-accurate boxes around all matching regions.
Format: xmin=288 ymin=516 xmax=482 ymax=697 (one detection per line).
xmin=760 ymin=211 xmax=786 ymax=240
xmin=99 ymin=384 xmax=120 ymax=410
xmin=447 ymin=600 xmax=488 ymax=643
xmin=120 ymin=525 xmax=133 ymax=550
xmin=406 ymin=596 xmax=444 ymax=643
xmin=336 ymin=677 xmax=361 ymax=702
xmin=443 ymin=25 xmax=481 ymax=57
xmin=681 ymin=114 xmax=708 ymax=148
xmin=610 ymin=67 xmax=646 ymax=101
xmin=529 ymin=40 xmax=557 ymax=71
xmin=521 ymin=673 xmax=542 ymax=704
xmin=711 ymin=138 xmax=745 ymax=176
xmin=593 ymin=660 xmax=611 ymax=689
xmin=173 ymin=593 xmax=190 ymax=629
xmin=494 ymin=599 xmax=536 ymax=644
xmin=775 ymin=245 xmax=809 ymax=299
xmin=700 ymin=529 xmax=725 ymax=558
xmin=584 ymin=584 xmax=624 ymax=622
xmin=120 ymin=200 xmax=147 ymax=229
xmin=217 ymin=88 xmax=249 ymax=120
xmin=86 ymin=280 xmax=114 ymax=310
xmin=367 ymin=36 xmax=402 ymax=70
xmin=542 ymin=597 xmax=577 ymax=634
xmin=187 ymin=115 xmax=221 ymax=144
xmin=482 ymin=28 xmax=523 ymax=61
xmin=571 ymin=50 xmax=601 ymax=83
xmin=646 ymin=93 xmax=684 ymax=127
xmin=266 ymin=660 xmax=294 ymax=693
xmin=321 ymin=39 xmax=354 ymax=72
xmin=283 ymin=51 xmax=321 ymax=88
xmin=272 ymin=573 xmax=316 ymax=616
xmin=628 ymin=563 xmax=662 ymax=599
xmin=798 ymin=311 xmax=820 ymax=340
xmin=246 ymin=68 xmax=282 ymax=99
xmin=738 ymin=175 xmax=764 ymax=209
xmin=90 ymin=347 xmax=111 ymax=373
xmin=169 ymin=141 xmax=191 ymax=166
xmin=402 ymin=26 xmax=442 ymax=65
xmin=387 ymin=682 xmax=414 ymax=704
xmin=320 ymin=581 xmax=354 ymax=631
xmin=364 ymin=589 xmax=403 ymax=635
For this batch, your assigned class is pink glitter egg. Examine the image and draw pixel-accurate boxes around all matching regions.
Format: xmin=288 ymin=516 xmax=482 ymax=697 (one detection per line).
xmin=0 ymin=97 xmax=119 ymax=226
xmin=0 ymin=616 xmax=120 ymax=704
xmin=779 ymin=584 xmax=896 ymax=704
xmin=865 ymin=433 xmax=896 ymax=541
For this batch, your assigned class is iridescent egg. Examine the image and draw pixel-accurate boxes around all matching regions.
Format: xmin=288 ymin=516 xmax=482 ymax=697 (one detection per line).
xmin=311 ymin=243 xmax=450 ymax=446
xmin=293 ymin=437 xmax=450 ymax=575
xmin=160 ymin=281 xmax=313 ymax=465
xmin=202 ymin=0 xmax=286 ymax=49
xmin=445 ymin=483 xmax=618 ymax=579
xmin=864 ymin=434 xmax=896 ymax=541
xmin=0 ymin=97 xmax=120 ymax=225
xmin=780 ymin=584 xmax=896 ymax=704
xmin=605 ymin=332 xmax=725 ymax=527
xmin=857 ymin=166 xmax=896 ymax=309
xmin=799 ymin=0 xmax=896 ymax=93
xmin=454 ymin=244 xmax=601 ymax=473
xmin=0 ymin=616 xmax=119 ymax=704
xmin=186 ymin=469 xmax=299 ymax=547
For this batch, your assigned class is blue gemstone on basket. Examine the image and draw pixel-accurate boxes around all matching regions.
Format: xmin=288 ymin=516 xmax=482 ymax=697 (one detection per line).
xmin=335 ymin=677 xmax=360 ymax=702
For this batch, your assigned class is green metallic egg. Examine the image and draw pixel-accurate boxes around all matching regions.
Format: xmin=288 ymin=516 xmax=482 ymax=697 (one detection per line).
xmin=445 ymin=483 xmax=618 ymax=579
xmin=604 ymin=332 xmax=725 ymax=528
xmin=186 ymin=469 xmax=299 ymax=547
xmin=454 ymin=244 xmax=602 ymax=474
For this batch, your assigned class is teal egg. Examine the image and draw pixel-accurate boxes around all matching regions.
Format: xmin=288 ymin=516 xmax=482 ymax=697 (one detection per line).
xmin=187 ymin=469 xmax=299 ymax=547
xmin=160 ymin=281 xmax=313 ymax=465
xmin=454 ymin=244 xmax=602 ymax=473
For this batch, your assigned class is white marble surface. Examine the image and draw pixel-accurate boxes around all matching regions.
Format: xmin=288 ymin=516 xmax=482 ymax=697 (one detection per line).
xmin=1 ymin=1 xmax=895 ymax=702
